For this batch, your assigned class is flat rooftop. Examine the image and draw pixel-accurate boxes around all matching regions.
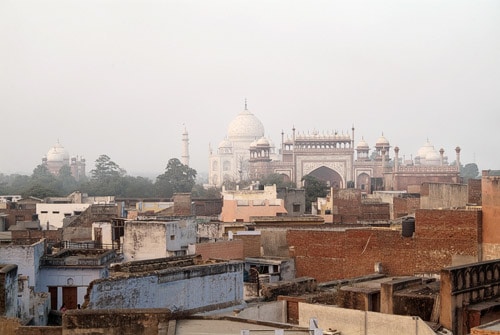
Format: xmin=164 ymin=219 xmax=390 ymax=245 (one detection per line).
xmin=175 ymin=319 xmax=311 ymax=335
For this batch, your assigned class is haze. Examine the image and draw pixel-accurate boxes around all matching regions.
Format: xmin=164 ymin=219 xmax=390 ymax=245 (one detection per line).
xmin=1 ymin=0 xmax=499 ymax=178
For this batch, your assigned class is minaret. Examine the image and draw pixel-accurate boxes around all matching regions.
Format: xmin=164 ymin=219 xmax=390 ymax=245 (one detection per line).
xmin=455 ymin=146 xmax=461 ymax=170
xmin=181 ymin=125 xmax=190 ymax=166
xmin=394 ymin=146 xmax=400 ymax=171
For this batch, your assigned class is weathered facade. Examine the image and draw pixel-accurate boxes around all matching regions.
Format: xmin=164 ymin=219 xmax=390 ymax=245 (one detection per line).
xmin=288 ymin=208 xmax=481 ymax=282
xmin=39 ymin=249 xmax=116 ymax=310
xmin=440 ymin=259 xmax=500 ymax=335
xmin=481 ymin=170 xmax=500 ymax=260
xmin=0 ymin=264 xmax=17 ymax=317
xmin=0 ymin=239 xmax=45 ymax=291
xmin=123 ymin=219 xmax=197 ymax=262
xmin=220 ymin=184 xmax=287 ymax=223
xmin=86 ymin=256 xmax=244 ymax=313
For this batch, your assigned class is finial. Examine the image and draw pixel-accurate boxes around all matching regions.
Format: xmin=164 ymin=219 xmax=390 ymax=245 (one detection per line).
xmin=244 ymin=98 xmax=248 ymax=110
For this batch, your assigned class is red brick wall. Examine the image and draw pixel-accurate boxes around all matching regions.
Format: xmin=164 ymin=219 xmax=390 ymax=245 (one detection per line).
xmin=195 ymin=240 xmax=244 ymax=260
xmin=2 ymin=208 xmax=36 ymax=229
xmin=234 ymin=234 xmax=261 ymax=257
xmin=414 ymin=209 xmax=481 ymax=272
xmin=287 ymin=209 xmax=481 ymax=282
xmin=11 ymin=229 xmax=63 ymax=244
xmin=277 ymin=296 xmax=306 ymax=324
xmin=481 ymin=174 xmax=500 ymax=245
xmin=360 ymin=203 xmax=390 ymax=221
xmin=468 ymin=179 xmax=482 ymax=205
xmin=332 ymin=189 xmax=361 ymax=224
xmin=193 ymin=199 xmax=222 ymax=216
xmin=393 ymin=196 xmax=420 ymax=218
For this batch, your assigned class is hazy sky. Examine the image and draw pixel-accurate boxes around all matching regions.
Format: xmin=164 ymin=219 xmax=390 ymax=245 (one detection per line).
xmin=1 ymin=0 xmax=499 ymax=178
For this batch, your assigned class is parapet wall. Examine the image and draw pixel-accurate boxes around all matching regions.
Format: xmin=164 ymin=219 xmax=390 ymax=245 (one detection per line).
xmin=87 ymin=261 xmax=244 ymax=312
xmin=63 ymin=308 xmax=172 ymax=335
xmin=288 ymin=209 xmax=481 ymax=282
xmin=298 ymin=303 xmax=436 ymax=335
xmin=441 ymin=259 xmax=500 ymax=335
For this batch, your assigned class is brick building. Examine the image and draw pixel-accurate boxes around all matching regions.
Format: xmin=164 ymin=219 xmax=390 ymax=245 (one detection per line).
xmin=481 ymin=170 xmax=500 ymax=260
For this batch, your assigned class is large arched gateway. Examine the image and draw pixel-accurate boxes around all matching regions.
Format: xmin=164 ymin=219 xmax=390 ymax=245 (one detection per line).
xmin=307 ymin=166 xmax=344 ymax=189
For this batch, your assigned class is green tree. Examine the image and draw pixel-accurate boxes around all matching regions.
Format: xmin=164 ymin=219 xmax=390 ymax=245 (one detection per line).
xmin=461 ymin=163 xmax=480 ymax=183
xmin=191 ymin=184 xmax=221 ymax=198
xmin=121 ymin=176 xmax=154 ymax=198
xmin=155 ymin=158 xmax=197 ymax=197
xmin=27 ymin=165 xmax=62 ymax=197
xmin=259 ymin=173 xmax=296 ymax=189
xmin=85 ymin=155 xmax=127 ymax=196
xmin=91 ymin=155 xmax=126 ymax=180
xmin=302 ymin=174 xmax=328 ymax=213
xmin=58 ymin=165 xmax=78 ymax=194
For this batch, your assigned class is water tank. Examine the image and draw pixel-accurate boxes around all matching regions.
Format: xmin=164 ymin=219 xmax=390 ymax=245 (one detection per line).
xmin=402 ymin=217 xmax=415 ymax=237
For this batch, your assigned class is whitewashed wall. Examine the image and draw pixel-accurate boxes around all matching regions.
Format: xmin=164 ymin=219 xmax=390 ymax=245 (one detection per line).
xmin=87 ymin=261 xmax=244 ymax=312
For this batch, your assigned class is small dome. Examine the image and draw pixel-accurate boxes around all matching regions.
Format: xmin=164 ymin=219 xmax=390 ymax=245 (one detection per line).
xmin=256 ymin=137 xmax=270 ymax=147
xmin=218 ymin=138 xmax=232 ymax=149
xmin=417 ymin=139 xmax=441 ymax=165
xmin=284 ymin=137 xmax=293 ymax=145
xmin=46 ymin=142 xmax=69 ymax=162
xmin=357 ymin=137 xmax=369 ymax=149
xmin=227 ymin=109 xmax=265 ymax=142
xmin=417 ymin=140 xmax=435 ymax=158
xmin=376 ymin=134 xmax=390 ymax=146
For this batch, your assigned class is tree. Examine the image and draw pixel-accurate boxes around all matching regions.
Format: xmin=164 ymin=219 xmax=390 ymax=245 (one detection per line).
xmin=91 ymin=155 xmax=126 ymax=180
xmin=302 ymin=175 xmax=328 ymax=213
xmin=58 ymin=165 xmax=78 ymax=194
xmin=259 ymin=173 xmax=295 ymax=189
xmin=121 ymin=176 xmax=154 ymax=198
xmin=461 ymin=163 xmax=480 ymax=183
xmin=155 ymin=158 xmax=197 ymax=197
xmin=191 ymin=184 xmax=221 ymax=198
xmin=86 ymin=155 xmax=127 ymax=196
xmin=27 ymin=165 xmax=62 ymax=197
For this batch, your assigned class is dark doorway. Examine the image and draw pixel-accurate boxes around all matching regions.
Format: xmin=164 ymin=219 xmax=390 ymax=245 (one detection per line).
xmin=63 ymin=287 xmax=78 ymax=309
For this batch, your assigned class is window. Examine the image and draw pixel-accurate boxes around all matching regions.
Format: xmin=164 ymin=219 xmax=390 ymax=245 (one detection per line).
xmin=52 ymin=211 xmax=60 ymax=214
xmin=41 ymin=211 xmax=48 ymax=214
xmin=293 ymin=204 xmax=301 ymax=212
xmin=170 ymin=235 xmax=175 ymax=240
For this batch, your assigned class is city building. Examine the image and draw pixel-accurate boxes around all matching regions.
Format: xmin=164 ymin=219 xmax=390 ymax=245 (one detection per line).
xmin=220 ymin=184 xmax=287 ymax=223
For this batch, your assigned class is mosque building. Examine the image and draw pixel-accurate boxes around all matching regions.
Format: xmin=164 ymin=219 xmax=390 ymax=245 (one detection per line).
xmin=209 ymin=104 xmax=461 ymax=193
xmin=42 ymin=141 xmax=86 ymax=181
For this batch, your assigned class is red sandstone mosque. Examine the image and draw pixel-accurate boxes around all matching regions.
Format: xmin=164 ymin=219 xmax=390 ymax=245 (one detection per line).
xmin=208 ymin=105 xmax=461 ymax=192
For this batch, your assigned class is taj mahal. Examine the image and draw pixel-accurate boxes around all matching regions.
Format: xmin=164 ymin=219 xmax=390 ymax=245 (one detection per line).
xmin=208 ymin=104 xmax=461 ymax=193
xmin=42 ymin=141 xmax=86 ymax=181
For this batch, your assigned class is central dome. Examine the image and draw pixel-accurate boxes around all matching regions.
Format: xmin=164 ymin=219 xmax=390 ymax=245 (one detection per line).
xmin=46 ymin=142 xmax=70 ymax=162
xmin=227 ymin=109 xmax=264 ymax=142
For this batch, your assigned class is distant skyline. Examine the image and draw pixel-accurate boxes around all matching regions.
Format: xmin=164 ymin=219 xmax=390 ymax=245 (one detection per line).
xmin=1 ymin=1 xmax=499 ymax=178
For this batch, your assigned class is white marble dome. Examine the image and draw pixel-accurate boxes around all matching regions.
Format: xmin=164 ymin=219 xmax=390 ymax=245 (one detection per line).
xmin=227 ymin=109 xmax=264 ymax=142
xmin=357 ymin=137 xmax=369 ymax=149
xmin=256 ymin=137 xmax=270 ymax=147
xmin=46 ymin=142 xmax=69 ymax=162
xmin=376 ymin=134 xmax=390 ymax=146
xmin=417 ymin=140 xmax=440 ymax=165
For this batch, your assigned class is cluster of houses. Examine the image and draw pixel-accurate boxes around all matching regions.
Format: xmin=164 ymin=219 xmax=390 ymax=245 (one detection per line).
xmin=1 ymin=172 xmax=500 ymax=335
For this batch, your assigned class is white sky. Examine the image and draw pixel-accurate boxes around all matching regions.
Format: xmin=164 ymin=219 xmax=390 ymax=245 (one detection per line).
xmin=1 ymin=0 xmax=499 ymax=178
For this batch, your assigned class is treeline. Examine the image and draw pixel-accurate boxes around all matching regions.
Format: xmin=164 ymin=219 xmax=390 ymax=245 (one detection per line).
xmin=0 ymin=155 xmax=219 ymax=199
